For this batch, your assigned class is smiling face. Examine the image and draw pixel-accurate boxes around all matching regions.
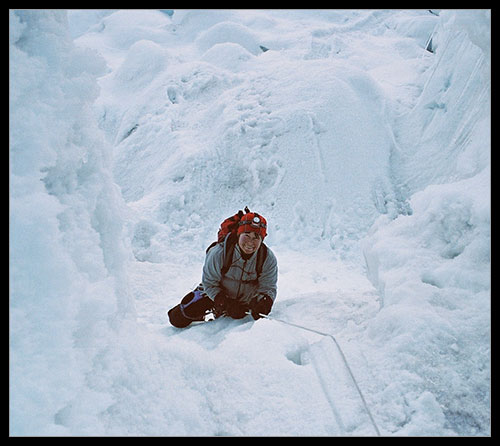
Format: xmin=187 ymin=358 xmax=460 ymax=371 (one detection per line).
xmin=238 ymin=231 xmax=262 ymax=255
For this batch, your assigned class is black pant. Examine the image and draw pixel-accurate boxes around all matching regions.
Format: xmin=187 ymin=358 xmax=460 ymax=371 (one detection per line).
xmin=168 ymin=285 xmax=216 ymax=328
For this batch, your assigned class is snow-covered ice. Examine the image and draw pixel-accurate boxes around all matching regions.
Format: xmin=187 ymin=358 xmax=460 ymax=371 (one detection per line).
xmin=10 ymin=9 xmax=490 ymax=436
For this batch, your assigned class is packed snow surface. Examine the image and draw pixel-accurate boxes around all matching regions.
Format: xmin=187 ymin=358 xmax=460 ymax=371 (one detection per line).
xmin=10 ymin=9 xmax=490 ymax=436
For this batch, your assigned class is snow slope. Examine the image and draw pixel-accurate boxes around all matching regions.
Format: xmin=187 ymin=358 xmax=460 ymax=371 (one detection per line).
xmin=10 ymin=9 xmax=490 ymax=436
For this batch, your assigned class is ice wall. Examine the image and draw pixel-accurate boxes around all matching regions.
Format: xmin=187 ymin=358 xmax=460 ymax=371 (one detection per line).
xmin=10 ymin=10 xmax=133 ymax=435
xmin=362 ymin=10 xmax=490 ymax=435
xmin=390 ymin=10 xmax=490 ymax=198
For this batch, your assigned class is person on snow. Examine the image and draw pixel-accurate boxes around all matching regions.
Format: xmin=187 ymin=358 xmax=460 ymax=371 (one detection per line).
xmin=168 ymin=211 xmax=278 ymax=328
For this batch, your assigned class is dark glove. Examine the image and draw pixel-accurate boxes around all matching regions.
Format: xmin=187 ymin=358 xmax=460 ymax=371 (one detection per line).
xmin=214 ymin=293 xmax=227 ymax=317
xmin=250 ymin=294 xmax=273 ymax=320
xmin=214 ymin=293 xmax=248 ymax=319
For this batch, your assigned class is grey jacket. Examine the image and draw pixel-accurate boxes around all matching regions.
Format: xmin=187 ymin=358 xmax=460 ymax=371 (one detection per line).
xmin=202 ymin=239 xmax=278 ymax=305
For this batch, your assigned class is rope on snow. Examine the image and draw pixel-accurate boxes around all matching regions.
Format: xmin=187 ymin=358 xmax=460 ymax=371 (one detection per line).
xmin=259 ymin=313 xmax=381 ymax=436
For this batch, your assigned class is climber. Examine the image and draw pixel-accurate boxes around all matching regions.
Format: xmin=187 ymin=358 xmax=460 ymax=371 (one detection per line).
xmin=168 ymin=209 xmax=278 ymax=328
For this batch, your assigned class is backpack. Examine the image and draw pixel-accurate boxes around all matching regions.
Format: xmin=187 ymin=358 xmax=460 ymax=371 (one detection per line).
xmin=206 ymin=207 xmax=268 ymax=278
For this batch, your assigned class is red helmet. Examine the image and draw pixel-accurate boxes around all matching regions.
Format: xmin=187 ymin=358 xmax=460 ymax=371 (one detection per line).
xmin=237 ymin=212 xmax=267 ymax=239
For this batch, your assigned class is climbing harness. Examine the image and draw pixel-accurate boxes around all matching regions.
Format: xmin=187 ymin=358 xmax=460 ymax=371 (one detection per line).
xmin=259 ymin=313 xmax=381 ymax=437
